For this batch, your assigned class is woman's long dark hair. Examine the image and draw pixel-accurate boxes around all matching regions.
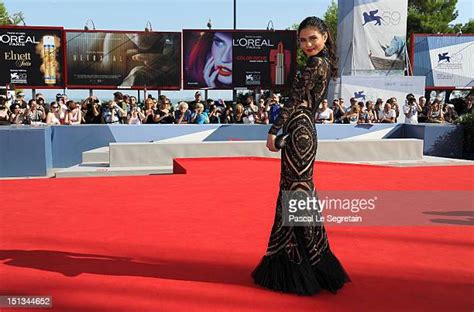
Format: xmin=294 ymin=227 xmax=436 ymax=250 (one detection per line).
xmin=298 ymin=16 xmax=338 ymax=79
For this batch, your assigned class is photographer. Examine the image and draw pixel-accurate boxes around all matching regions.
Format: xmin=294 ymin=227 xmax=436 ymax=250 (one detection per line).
xmin=128 ymin=107 xmax=145 ymax=125
xmin=365 ymin=100 xmax=378 ymax=124
xmin=174 ymin=102 xmax=192 ymax=124
xmin=52 ymin=93 xmax=67 ymax=112
xmin=14 ymin=92 xmax=28 ymax=109
xmin=265 ymin=93 xmax=282 ymax=124
xmin=154 ymin=97 xmax=175 ymax=124
xmin=443 ymin=104 xmax=459 ymax=123
xmin=143 ymin=98 xmax=156 ymax=124
xmin=46 ymin=102 xmax=62 ymax=125
xmin=427 ymin=99 xmax=445 ymax=123
xmin=102 ymin=100 xmax=125 ymax=124
xmin=403 ymin=93 xmax=422 ymax=124
xmin=208 ymin=104 xmax=222 ymax=124
xmin=9 ymin=104 xmax=26 ymax=125
xmin=83 ymin=96 xmax=102 ymax=124
xmin=254 ymin=98 xmax=269 ymax=124
xmin=64 ymin=100 xmax=82 ymax=125
xmin=190 ymin=103 xmax=209 ymax=124
xmin=27 ymin=99 xmax=45 ymax=125
xmin=390 ymin=97 xmax=400 ymax=122
xmin=114 ymin=92 xmax=128 ymax=124
xmin=331 ymin=98 xmax=345 ymax=123
xmin=222 ymin=105 xmax=235 ymax=124
xmin=0 ymin=96 xmax=10 ymax=125
xmin=36 ymin=96 xmax=48 ymax=117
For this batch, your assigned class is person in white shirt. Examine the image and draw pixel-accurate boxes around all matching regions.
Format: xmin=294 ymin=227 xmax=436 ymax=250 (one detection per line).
xmin=128 ymin=107 xmax=144 ymax=124
xmin=315 ymin=99 xmax=334 ymax=123
xmin=403 ymin=93 xmax=422 ymax=124
xmin=380 ymin=102 xmax=396 ymax=123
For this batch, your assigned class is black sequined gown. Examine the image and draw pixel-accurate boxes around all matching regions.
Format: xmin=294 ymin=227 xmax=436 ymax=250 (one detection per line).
xmin=252 ymin=51 xmax=351 ymax=295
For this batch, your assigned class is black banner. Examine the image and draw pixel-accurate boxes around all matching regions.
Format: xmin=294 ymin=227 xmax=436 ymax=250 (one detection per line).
xmin=0 ymin=26 xmax=64 ymax=88
xmin=183 ymin=30 xmax=297 ymax=90
xmin=65 ymin=31 xmax=181 ymax=89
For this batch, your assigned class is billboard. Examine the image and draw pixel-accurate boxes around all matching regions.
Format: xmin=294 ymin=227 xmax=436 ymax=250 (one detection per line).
xmin=412 ymin=34 xmax=474 ymax=89
xmin=65 ymin=30 xmax=181 ymax=89
xmin=0 ymin=26 xmax=64 ymax=88
xmin=337 ymin=0 xmax=408 ymax=76
xmin=183 ymin=30 xmax=297 ymax=89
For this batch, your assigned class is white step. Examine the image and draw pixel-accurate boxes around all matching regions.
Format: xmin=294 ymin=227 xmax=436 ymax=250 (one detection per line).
xmin=109 ymin=139 xmax=424 ymax=168
xmin=82 ymin=146 xmax=110 ymax=164
xmin=55 ymin=163 xmax=173 ymax=178
xmin=343 ymin=155 xmax=474 ymax=167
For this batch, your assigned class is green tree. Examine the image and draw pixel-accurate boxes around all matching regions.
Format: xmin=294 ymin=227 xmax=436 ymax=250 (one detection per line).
xmin=451 ymin=19 xmax=474 ymax=34
xmin=288 ymin=1 xmax=339 ymax=71
xmin=287 ymin=23 xmax=307 ymax=71
xmin=0 ymin=2 xmax=9 ymax=24
xmin=460 ymin=19 xmax=474 ymax=33
xmin=407 ymin=0 xmax=458 ymax=39
xmin=323 ymin=0 xmax=338 ymax=42
xmin=0 ymin=1 xmax=25 ymax=25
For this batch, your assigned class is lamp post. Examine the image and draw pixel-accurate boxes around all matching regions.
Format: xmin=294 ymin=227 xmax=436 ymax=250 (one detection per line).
xmin=83 ymin=19 xmax=96 ymax=96
xmin=84 ymin=19 xmax=96 ymax=31
xmin=144 ymin=22 xmax=156 ymax=98
xmin=266 ymin=20 xmax=274 ymax=31
xmin=145 ymin=21 xmax=153 ymax=32
xmin=233 ymin=0 xmax=236 ymax=30
xmin=204 ymin=19 xmax=213 ymax=100
xmin=233 ymin=0 xmax=237 ymax=103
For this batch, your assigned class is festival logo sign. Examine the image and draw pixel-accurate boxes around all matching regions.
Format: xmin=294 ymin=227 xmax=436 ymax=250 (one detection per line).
xmin=65 ymin=31 xmax=181 ymax=89
xmin=183 ymin=30 xmax=296 ymax=89
xmin=353 ymin=0 xmax=408 ymax=75
xmin=428 ymin=39 xmax=472 ymax=87
xmin=0 ymin=26 xmax=64 ymax=87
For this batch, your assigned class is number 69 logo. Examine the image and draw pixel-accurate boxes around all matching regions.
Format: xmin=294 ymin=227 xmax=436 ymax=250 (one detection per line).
xmin=380 ymin=10 xmax=402 ymax=26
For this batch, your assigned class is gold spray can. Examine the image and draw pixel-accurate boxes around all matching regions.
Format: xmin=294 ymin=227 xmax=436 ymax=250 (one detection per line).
xmin=42 ymin=35 xmax=56 ymax=85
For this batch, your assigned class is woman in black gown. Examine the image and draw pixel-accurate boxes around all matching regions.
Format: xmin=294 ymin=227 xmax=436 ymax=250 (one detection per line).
xmin=252 ymin=16 xmax=351 ymax=295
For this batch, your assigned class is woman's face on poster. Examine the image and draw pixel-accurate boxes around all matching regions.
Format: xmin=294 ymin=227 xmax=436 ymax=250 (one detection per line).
xmin=211 ymin=32 xmax=232 ymax=85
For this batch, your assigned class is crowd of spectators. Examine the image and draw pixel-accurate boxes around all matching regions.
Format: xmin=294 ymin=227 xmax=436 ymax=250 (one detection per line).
xmin=0 ymin=90 xmax=472 ymax=126
xmin=316 ymin=93 xmax=472 ymax=124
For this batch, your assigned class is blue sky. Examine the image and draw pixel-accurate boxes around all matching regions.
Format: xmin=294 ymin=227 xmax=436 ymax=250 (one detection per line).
xmin=3 ymin=0 xmax=473 ymax=101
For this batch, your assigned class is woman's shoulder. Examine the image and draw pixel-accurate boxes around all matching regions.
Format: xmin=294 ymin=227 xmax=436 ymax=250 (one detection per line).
xmin=303 ymin=56 xmax=330 ymax=81
xmin=306 ymin=55 xmax=329 ymax=68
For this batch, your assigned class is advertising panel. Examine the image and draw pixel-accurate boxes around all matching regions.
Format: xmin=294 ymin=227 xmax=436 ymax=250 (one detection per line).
xmin=0 ymin=26 xmax=64 ymax=88
xmin=183 ymin=30 xmax=297 ymax=89
xmin=65 ymin=30 xmax=181 ymax=89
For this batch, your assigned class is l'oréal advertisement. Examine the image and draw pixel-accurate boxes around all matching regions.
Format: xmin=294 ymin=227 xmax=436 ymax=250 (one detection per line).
xmin=183 ymin=30 xmax=296 ymax=89
xmin=65 ymin=31 xmax=181 ymax=89
xmin=0 ymin=26 xmax=64 ymax=87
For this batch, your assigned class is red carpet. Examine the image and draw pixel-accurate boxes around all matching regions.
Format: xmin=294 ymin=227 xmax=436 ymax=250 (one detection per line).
xmin=0 ymin=158 xmax=473 ymax=311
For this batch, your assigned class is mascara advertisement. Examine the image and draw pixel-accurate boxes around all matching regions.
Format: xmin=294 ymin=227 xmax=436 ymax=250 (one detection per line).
xmin=0 ymin=26 xmax=64 ymax=87
xmin=183 ymin=30 xmax=296 ymax=89
xmin=65 ymin=31 xmax=181 ymax=89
